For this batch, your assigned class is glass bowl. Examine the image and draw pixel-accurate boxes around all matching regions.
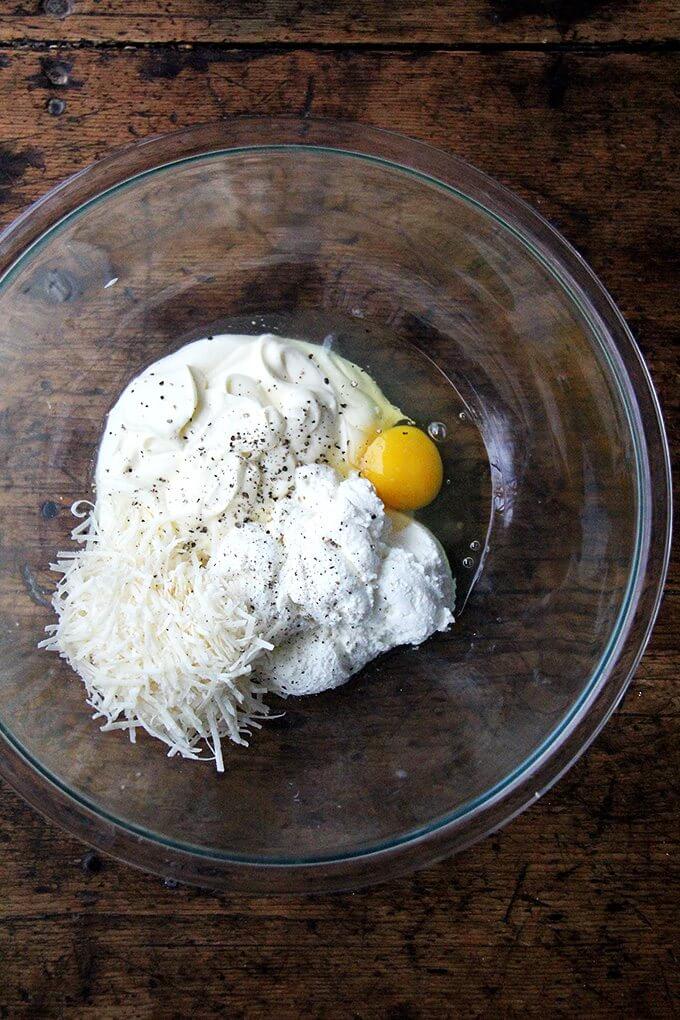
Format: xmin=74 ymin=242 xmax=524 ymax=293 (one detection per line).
xmin=0 ymin=119 xmax=670 ymax=893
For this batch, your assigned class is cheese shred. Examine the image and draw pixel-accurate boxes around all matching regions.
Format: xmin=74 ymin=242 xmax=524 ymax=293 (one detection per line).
xmin=40 ymin=501 xmax=272 ymax=771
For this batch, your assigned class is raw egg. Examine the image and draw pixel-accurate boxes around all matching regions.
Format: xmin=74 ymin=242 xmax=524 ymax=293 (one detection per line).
xmin=359 ymin=425 xmax=444 ymax=511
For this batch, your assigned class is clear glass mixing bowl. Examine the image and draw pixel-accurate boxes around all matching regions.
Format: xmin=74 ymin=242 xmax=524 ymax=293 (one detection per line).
xmin=0 ymin=119 xmax=670 ymax=892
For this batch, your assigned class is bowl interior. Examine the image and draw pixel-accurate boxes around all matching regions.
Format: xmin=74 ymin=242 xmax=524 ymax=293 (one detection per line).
xmin=0 ymin=147 xmax=641 ymax=862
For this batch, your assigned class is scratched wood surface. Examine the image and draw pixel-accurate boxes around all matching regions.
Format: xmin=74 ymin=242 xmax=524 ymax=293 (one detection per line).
xmin=0 ymin=0 xmax=679 ymax=44
xmin=0 ymin=2 xmax=678 ymax=1017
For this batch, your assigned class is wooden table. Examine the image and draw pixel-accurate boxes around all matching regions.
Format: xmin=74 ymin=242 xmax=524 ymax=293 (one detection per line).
xmin=0 ymin=3 xmax=678 ymax=1016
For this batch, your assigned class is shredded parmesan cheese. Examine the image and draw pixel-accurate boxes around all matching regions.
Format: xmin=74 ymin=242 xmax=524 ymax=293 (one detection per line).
xmin=40 ymin=500 xmax=274 ymax=770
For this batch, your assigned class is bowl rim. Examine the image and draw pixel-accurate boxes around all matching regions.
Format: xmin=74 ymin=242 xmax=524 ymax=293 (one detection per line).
xmin=0 ymin=117 xmax=672 ymax=891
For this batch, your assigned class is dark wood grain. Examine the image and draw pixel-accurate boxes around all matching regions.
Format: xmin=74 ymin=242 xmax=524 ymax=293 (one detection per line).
xmin=0 ymin=10 xmax=678 ymax=1019
xmin=0 ymin=0 xmax=678 ymax=45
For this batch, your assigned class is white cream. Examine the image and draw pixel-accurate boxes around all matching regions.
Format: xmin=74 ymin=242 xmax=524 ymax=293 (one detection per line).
xmin=96 ymin=332 xmax=400 ymax=516
xmin=262 ymin=465 xmax=454 ymax=696
xmin=43 ymin=334 xmax=455 ymax=767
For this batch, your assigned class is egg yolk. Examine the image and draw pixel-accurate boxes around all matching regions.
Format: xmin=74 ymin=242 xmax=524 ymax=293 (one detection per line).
xmin=359 ymin=425 xmax=444 ymax=511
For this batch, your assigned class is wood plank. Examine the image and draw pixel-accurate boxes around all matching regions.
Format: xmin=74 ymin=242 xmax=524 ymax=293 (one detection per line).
xmin=0 ymin=704 xmax=677 ymax=1016
xmin=1 ymin=47 xmax=677 ymax=354
xmin=0 ymin=0 xmax=679 ymax=46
